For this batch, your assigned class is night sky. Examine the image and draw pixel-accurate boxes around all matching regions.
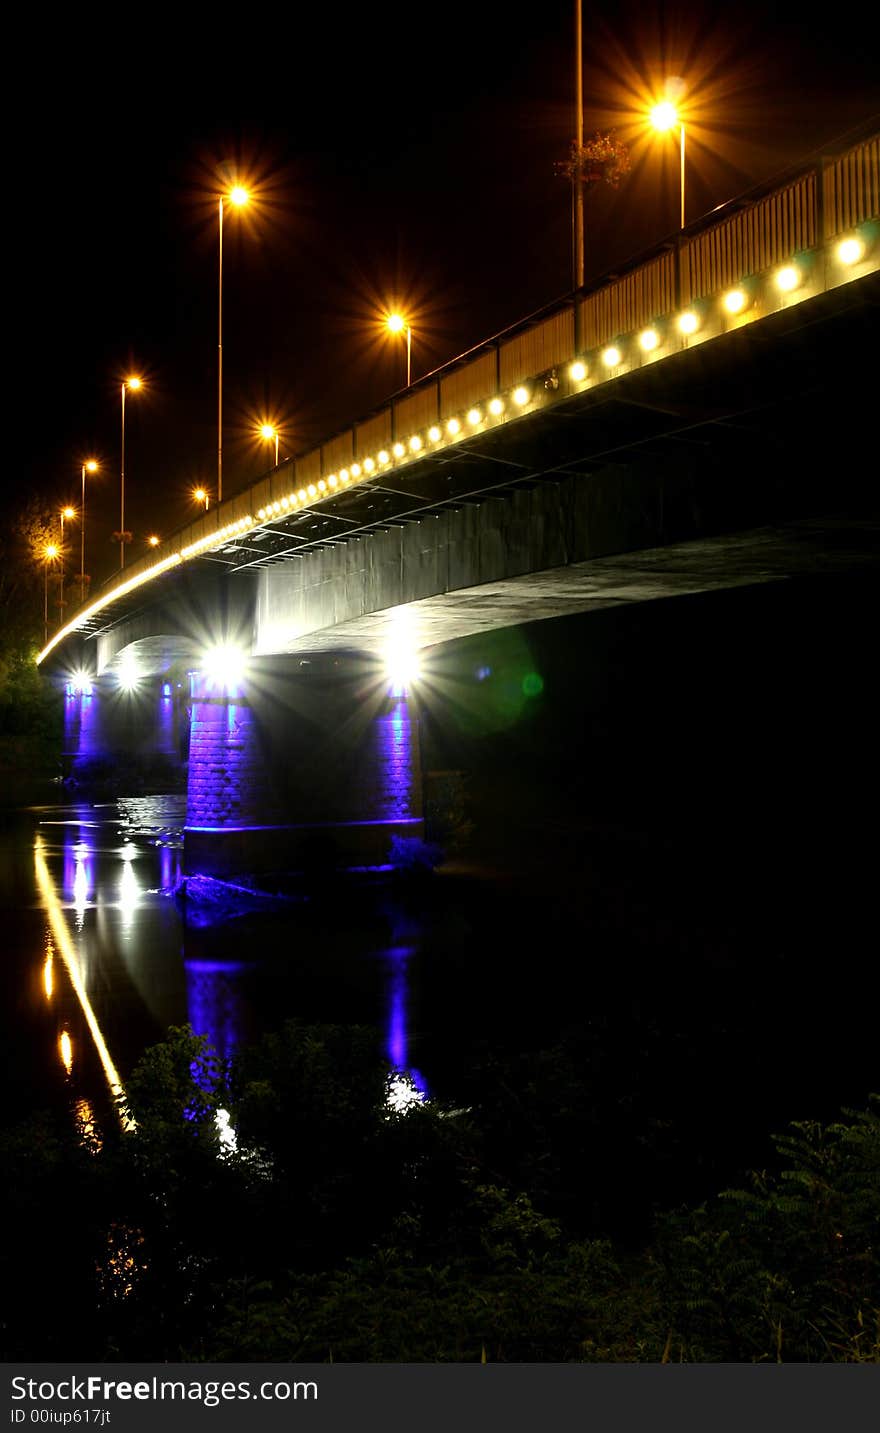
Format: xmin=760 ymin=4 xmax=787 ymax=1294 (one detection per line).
xmin=10 ymin=2 xmax=879 ymax=593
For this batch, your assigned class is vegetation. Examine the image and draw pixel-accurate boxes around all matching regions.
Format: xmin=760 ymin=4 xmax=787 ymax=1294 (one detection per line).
xmin=0 ymin=1023 xmax=876 ymax=1362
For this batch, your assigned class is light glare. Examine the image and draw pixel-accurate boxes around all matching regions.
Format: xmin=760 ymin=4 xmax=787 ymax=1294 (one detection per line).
xmin=201 ymin=644 xmax=247 ymax=688
xmin=837 ymin=236 xmax=864 ymax=265
xmin=650 ymin=100 xmax=678 ymax=131
xmin=775 ymin=265 xmax=800 ymax=292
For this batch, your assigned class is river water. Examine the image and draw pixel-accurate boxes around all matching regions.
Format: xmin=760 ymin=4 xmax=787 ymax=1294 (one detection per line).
xmin=3 ymin=757 xmax=877 ymax=1238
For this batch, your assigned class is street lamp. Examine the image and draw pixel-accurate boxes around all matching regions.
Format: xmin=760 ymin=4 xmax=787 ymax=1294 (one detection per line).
xmin=259 ymin=423 xmax=280 ymax=466
xmin=43 ymin=544 xmax=59 ymax=645
xmin=386 ymin=312 xmax=412 ymax=387
xmin=649 ymin=97 xmax=686 ymax=230
xmin=58 ymin=506 xmax=76 ymax=620
xmin=194 ymin=487 xmax=210 ymax=511
xmin=119 ymin=376 xmax=143 ymax=570
xmin=218 ymin=184 xmax=250 ymax=505
xmin=79 ymin=460 xmax=98 ymax=604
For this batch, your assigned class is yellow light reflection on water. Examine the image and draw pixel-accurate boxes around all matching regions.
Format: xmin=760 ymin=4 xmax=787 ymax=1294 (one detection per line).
xmin=59 ymin=1030 xmax=73 ymax=1074
xmin=43 ymin=948 xmax=54 ymax=999
xmin=75 ymin=1097 xmax=102 ymax=1152
xmin=34 ymin=834 xmax=134 ymax=1129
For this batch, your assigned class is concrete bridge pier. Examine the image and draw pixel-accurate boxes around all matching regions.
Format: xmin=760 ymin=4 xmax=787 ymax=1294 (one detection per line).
xmin=183 ymin=652 xmax=425 ymax=880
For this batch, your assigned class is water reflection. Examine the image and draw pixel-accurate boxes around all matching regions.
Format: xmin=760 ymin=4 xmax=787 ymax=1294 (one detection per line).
xmin=73 ymin=843 xmax=91 ymax=927
xmin=33 ymin=833 xmax=132 ymax=1127
xmin=184 ymin=957 xmax=249 ymax=1065
xmin=118 ymin=843 xmax=140 ymax=934
xmin=34 ymin=809 xmax=439 ymax=1134
xmin=384 ymin=911 xmax=427 ymax=1112
xmin=74 ymin=1097 xmax=102 ymax=1152
xmin=58 ymin=1029 xmax=73 ymax=1075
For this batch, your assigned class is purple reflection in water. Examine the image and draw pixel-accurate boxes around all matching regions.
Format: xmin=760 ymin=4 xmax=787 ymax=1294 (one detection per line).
xmin=386 ymin=942 xmax=427 ymax=1101
xmin=185 ymin=958 xmax=248 ymax=1066
xmin=159 ymin=845 xmax=179 ymax=891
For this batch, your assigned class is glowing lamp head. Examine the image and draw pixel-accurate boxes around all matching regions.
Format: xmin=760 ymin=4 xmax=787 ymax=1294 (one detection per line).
xmin=602 ymin=346 xmax=622 ymax=367
xmin=446 ymin=417 xmax=461 ymax=436
xmin=44 ymin=543 xmax=59 ymax=560
xmin=489 ymin=397 xmax=504 ymax=416
xmin=837 ymin=236 xmax=865 ymax=265
xmin=194 ymin=487 xmax=207 ymax=503
xmin=467 ymin=408 xmax=482 ymax=426
xmin=570 ymin=361 xmax=587 ymax=381
xmin=260 ymin=423 xmax=276 ymax=441
xmin=228 ymin=185 xmax=249 ymax=207
xmin=148 ymin=535 xmax=160 ymax=547
xmin=386 ymin=312 xmax=406 ymax=334
xmin=117 ymin=658 xmax=141 ymax=692
xmin=201 ymin=643 xmax=247 ymax=689
xmin=428 ymin=426 xmax=441 ymax=442
xmin=678 ymin=310 xmax=699 ymax=335
xmin=392 ymin=443 xmax=405 ymax=458
xmin=650 ymin=100 xmax=678 ymax=131
xmin=723 ymin=288 xmax=747 ymax=315
xmin=385 ymin=648 xmax=422 ymax=698
xmin=639 ymin=328 xmax=660 ymax=352
xmin=85 ymin=460 xmax=98 ymax=473
xmin=512 ymin=386 xmax=530 ymax=407
xmin=775 ymin=264 xmax=800 ymax=292
xmin=62 ymin=506 xmax=75 ymax=520
xmin=409 ymin=435 xmax=422 ymax=452
xmin=126 ymin=376 xmax=142 ymax=391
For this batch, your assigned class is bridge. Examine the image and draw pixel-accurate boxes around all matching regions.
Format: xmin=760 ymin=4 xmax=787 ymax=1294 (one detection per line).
xmin=41 ymin=127 xmax=880 ymax=878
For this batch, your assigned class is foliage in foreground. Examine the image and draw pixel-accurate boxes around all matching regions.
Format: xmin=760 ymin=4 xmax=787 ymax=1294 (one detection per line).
xmin=0 ymin=1024 xmax=876 ymax=1363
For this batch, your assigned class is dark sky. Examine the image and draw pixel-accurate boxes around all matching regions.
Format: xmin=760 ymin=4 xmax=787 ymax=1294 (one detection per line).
xmin=10 ymin=1 xmax=879 ymax=591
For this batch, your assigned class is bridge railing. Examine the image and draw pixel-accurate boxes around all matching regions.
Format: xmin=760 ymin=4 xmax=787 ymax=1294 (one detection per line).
xmin=46 ymin=126 xmax=879 ymax=662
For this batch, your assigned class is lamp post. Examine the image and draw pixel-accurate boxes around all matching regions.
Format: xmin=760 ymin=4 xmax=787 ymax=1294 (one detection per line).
xmin=43 ymin=545 xmax=59 ymax=645
xmin=259 ymin=423 xmax=280 ymax=466
xmin=218 ymin=184 xmax=250 ymax=505
xmin=573 ymin=0 xmax=584 ymax=290
xmin=649 ymin=98 xmax=686 ymax=230
xmin=386 ymin=313 xmax=412 ymax=386
xmin=79 ymin=460 xmax=98 ymax=605
xmin=58 ymin=506 xmax=75 ymax=620
xmin=119 ymin=376 xmax=142 ymax=569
